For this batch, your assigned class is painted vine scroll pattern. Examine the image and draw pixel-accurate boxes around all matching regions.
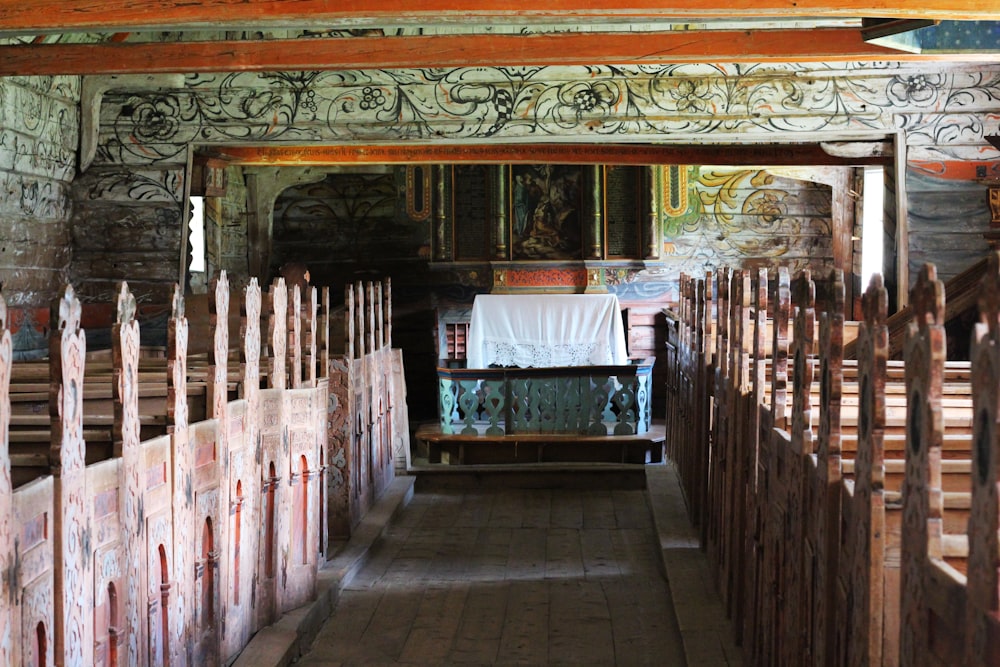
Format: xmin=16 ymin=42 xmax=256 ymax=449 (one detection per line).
xmin=99 ymin=62 xmax=1000 ymax=167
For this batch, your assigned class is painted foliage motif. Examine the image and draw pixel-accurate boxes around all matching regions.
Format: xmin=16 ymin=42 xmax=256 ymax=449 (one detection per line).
xmin=661 ymin=167 xmax=831 ymax=267
xmin=100 ymin=63 xmax=1000 ymax=167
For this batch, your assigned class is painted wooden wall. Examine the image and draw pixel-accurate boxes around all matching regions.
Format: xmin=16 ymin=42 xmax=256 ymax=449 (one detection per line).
xmin=66 ymin=61 xmax=1000 ymax=304
xmin=0 ymin=75 xmax=77 ymax=306
xmin=0 ymin=60 xmax=997 ymax=361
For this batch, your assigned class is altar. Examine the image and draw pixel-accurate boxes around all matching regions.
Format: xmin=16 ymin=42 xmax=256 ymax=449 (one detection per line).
xmin=466 ymin=294 xmax=629 ymax=369
xmin=425 ymin=293 xmax=660 ymax=464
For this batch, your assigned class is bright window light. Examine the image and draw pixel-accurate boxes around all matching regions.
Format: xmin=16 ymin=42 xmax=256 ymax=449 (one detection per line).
xmin=189 ymin=196 xmax=205 ymax=273
xmin=860 ymin=167 xmax=884 ymax=290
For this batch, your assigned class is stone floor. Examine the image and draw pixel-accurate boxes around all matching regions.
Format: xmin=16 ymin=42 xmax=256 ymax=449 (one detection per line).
xmin=276 ymin=463 xmax=741 ymax=667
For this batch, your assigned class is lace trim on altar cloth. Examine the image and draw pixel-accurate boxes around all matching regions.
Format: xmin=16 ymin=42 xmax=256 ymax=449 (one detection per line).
xmin=482 ymin=340 xmax=609 ymax=368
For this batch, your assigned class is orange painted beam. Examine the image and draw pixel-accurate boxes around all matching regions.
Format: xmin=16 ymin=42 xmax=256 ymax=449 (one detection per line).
xmin=0 ymin=1 xmax=998 ymax=33
xmin=911 ymin=160 xmax=1000 ymax=181
xmin=204 ymin=143 xmax=887 ymax=167
xmin=0 ymin=29 xmax=989 ymax=76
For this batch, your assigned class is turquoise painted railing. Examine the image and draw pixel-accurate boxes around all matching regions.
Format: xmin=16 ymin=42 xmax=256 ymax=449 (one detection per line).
xmin=436 ymin=358 xmax=655 ymax=437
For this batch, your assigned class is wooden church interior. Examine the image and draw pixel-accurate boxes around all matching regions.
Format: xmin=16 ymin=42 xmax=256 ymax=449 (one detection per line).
xmin=1 ymin=1 xmax=1000 ymax=665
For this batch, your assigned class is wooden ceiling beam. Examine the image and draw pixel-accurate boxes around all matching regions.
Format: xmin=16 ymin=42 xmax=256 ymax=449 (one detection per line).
xmin=204 ymin=143 xmax=888 ymax=167
xmin=1 ymin=1 xmax=999 ymax=33
xmin=0 ymin=29 xmax=988 ymax=77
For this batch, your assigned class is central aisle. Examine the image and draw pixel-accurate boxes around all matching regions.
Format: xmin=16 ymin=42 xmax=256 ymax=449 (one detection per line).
xmin=298 ymin=479 xmax=687 ymax=665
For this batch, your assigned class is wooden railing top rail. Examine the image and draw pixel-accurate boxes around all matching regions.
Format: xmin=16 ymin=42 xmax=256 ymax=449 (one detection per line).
xmin=844 ymin=255 xmax=990 ymax=360
xmin=436 ymin=356 xmax=655 ymax=381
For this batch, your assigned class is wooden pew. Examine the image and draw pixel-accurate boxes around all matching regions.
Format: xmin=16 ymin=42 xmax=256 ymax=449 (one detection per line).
xmin=671 ymin=264 xmax=980 ymax=667
xmin=899 ymin=262 xmax=980 ymax=667
xmin=706 ymin=267 xmax=731 ymax=585
xmin=777 ymin=269 xmax=972 ymax=667
xmin=4 ymin=276 xmax=329 ymax=489
xmin=963 ymin=252 xmax=1000 ymax=666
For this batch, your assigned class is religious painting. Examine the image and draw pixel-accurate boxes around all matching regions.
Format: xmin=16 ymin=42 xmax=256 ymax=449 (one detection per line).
xmin=510 ymin=164 xmax=583 ymax=261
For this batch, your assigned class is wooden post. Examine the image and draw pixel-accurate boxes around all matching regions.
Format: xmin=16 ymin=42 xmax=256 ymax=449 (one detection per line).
xmin=0 ymin=290 xmax=12 ymax=667
xmin=708 ymin=266 xmax=730 ymax=574
xmin=494 ymin=165 xmax=508 ymax=259
xmin=845 ymin=272 xmax=890 ymax=666
xmin=812 ymin=268 xmax=845 ymax=667
xmin=966 ymin=251 xmax=1000 ymax=665
xmin=646 ymin=166 xmax=660 ymax=259
xmin=346 ymin=283 xmax=355 ymax=361
xmin=742 ymin=267 xmax=768 ymax=664
xmin=305 ymin=286 xmax=317 ymax=386
xmin=589 ymin=164 xmax=603 ymax=259
xmin=785 ymin=269 xmax=816 ymax=666
xmin=268 ymin=278 xmax=287 ymax=390
xmin=900 ymin=263 xmax=947 ymax=666
xmin=435 ymin=164 xmax=449 ymax=261
xmin=320 ymin=286 xmax=331 ymax=375
xmin=770 ymin=267 xmax=791 ymax=430
xmin=367 ymin=282 xmax=376 ymax=356
xmin=376 ymin=281 xmax=385 ymax=351
xmin=242 ymin=278 xmax=262 ymax=404
xmin=167 ymin=282 xmax=193 ymax=665
xmin=383 ymin=278 xmax=392 ymax=349
xmin=113 ymin=281 xmax=144 ymax=667
xmin=50 ymin=285 xmax=93 ymax=666
xmin=357 ymin=282 xmax=366 ymax=360
xmin=697 ymin=271 xmax=714 ymax=549
xmin=210 ymin=271 xmax=230 ymax=420
xmin=288 ymin=284 xmax=302 ymax=390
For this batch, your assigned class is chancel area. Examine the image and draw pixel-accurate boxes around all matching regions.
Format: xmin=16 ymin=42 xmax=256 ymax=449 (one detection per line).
xmin=1 ymin=3 xmax=1000 ymax=666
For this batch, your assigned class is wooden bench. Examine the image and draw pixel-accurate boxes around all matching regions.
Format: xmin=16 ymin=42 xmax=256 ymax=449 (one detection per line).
xmin=667 ymin=264 xmax=985 ymax=666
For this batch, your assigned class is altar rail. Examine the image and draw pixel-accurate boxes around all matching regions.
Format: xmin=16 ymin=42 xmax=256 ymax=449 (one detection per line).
xmin=437 ymin=358 xmax=654 ymax=437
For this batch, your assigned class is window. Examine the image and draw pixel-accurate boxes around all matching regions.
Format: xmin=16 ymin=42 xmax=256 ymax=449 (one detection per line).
xmin=188 ymin=196 xmax=207 ymax=292
xmin=860 ymin=166 xmax=885 ymax=290
xmin=189 ymin=196 xmax=206 ymax=272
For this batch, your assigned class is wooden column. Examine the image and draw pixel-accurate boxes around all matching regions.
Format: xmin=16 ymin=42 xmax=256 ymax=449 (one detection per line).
xmin=494 ymin=166 xmax=508 ymax=260
xmin=589 ymin=165 xmax=603 ymax=259
xmin=646 ymin=166 xmax=661 ymax=259
xmin=435 ymin=164 xmax=449 ymax=261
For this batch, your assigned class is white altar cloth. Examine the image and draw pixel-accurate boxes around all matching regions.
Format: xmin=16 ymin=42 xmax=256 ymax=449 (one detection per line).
xmin=465 ymin=294 xmax=629 ymax=369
